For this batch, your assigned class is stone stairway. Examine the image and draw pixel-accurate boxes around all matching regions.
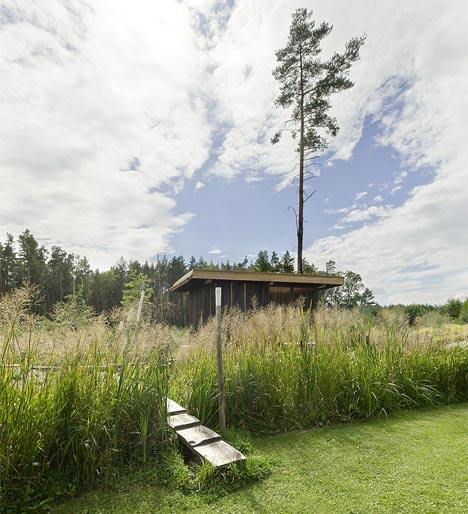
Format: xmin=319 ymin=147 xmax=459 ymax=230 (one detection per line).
xmin=167 ymin=399 xmax=246 ymax=469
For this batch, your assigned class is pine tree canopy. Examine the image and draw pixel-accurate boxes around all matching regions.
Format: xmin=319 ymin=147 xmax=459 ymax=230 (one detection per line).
xmin=272 ymin=8 xmax=365 ymax=153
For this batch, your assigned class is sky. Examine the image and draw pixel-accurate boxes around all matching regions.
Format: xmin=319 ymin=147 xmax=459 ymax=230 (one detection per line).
xmin=0 ymin=0 xmax=467 ymax=305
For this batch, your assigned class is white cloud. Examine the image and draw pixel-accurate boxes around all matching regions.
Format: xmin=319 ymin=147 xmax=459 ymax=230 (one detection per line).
xmin=325 ymin=207 xmax=350 ymax=215
xmin=394 ymin=170 xmax=408 ymax=185
xmin=208 ymin=247 xmax=222 ymax=254
xmin=354 ymin=191 xmax=368 ymax=201
xmin=0 ymin=0 xmax=210 ymax=267
xmin=390 ymin=170 xmax=408 ymax=194
xmin=303 ymin=0 xmax=468 ymax=304
xmin=195 ymin=181 xmax=206 ymax=190
xmin=339 ymin=205 xmax=393 ymax=225
xmin=2 ymin=0 xmax=468 ymax=304
xmin=198 ymin=0 xmax=468 ymax=303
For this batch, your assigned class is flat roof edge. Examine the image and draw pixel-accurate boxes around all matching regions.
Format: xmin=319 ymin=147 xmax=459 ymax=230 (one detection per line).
xmin=170 ymin=269 xmax=344 ymax=292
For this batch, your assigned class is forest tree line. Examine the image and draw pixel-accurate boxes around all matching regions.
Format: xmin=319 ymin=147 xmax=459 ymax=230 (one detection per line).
xmin=0 ymin=230 xmax=379 ymax=319
xmin=3 ymin=230 xmax=466 ymax=324
xmin=2 ymin=230 xmax=467 ymax=325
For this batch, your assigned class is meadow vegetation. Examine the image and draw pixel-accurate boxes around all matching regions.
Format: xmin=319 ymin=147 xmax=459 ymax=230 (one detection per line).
xmin=0 ymin=287 xmax=171 ymax=512
xmin=0 ymin=287 xmax=467 ymax=511
xmin=173 ymin=303 xmax=468 ymax=432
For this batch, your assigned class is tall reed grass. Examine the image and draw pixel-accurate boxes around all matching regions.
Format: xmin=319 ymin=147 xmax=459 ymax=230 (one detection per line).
xmin=1 ymin=288 xmax=467 ymax=511
xmin=173 ymin=304 xmax=468 ymax=432
xmin=0 ymin=288 xmax=171 ymax=512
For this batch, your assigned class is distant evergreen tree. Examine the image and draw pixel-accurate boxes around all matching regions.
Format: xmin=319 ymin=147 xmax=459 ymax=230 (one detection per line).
xmin=302 ymin=257 xmax=317 ymax=274
xmin=128 ymin=259 xmax=142 ymax=275
xmin=166 ymin=256 xmax=186 ymax=286
xmin=0 ymin=234 xmax=18 ymax=294
xmin=359 ymin=287 xmax=375 ymax=307
xmin=18 ymin=229 xmax=47 ymax=290
xmin=254 ymin=250 xmax=272 ymax=272
xmin=280 ymin=251 xmax=295 ymax=273
xmin=46 ymin=246 xmax=74 ymax=307
xmin=233 ymin=256 xmax=248 ymax=270
xmin=122 ymin=270 xmax=153 ymax=307
xmin=188 ymin=255 xmax=196 ymax=270
xmin=270 ymin=251 xmax=280 ymax=271
xmin=196 ymin=256 xmax=207 ymax=269
xmin=74 ymin=256 xmax=92 ymax=305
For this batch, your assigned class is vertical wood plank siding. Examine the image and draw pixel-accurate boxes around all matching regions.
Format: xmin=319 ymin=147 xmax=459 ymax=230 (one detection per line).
xmin=184 ymin=280 xmax=320 ymax=327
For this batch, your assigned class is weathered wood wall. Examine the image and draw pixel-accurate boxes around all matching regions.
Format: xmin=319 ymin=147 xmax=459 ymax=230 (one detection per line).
xmin=183 ymin=280 xmax=319 ymax=327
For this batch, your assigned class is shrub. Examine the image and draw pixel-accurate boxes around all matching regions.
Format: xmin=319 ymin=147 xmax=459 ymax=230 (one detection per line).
xmin=403 ymin=304 xmax=435 ymax=325
xmin=460 ymin=299 xmax=468 ymax=323
xmin=443 ymin=298 xmax=463 ymax=320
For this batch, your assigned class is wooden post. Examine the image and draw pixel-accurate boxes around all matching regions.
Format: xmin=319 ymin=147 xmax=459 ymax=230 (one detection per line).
xmin=215 ymin=287 xmax=226 ymax=430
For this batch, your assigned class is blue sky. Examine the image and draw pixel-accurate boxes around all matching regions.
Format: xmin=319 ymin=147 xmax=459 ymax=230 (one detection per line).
xmin=0 ymin=0 xmax=467 ymax=304
xmin=171 ymin=116 xmax=433 ymax=266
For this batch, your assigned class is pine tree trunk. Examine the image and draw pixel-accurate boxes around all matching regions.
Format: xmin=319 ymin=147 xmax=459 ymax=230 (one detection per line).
xmin=297 ymin=48 xmax=304 ymax=274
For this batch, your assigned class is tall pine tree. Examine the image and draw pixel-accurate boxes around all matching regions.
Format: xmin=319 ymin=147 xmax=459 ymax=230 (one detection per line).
xmin=272 ymin=8 xmax=365 ymax=273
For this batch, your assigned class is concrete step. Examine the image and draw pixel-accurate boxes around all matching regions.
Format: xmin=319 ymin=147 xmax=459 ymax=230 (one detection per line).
xmin=168 ymin=412 xmax=200 ymax=430
xmin=193 ymin=439 xmax=247 ymax=469
xmin=167 ymin=398 xmax=186 ymax=415
xmin=177 ymin=424 xmax=222 ymax=447
xmin=167 ymin=398 xmax=246 ymax=469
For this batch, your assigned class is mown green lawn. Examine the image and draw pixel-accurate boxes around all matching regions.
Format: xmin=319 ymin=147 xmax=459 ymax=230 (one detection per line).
xmin=53 ymin=404 xmax=468 ymax=513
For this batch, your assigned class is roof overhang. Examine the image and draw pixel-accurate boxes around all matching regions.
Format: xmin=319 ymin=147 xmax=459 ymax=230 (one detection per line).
xmin=170 ymin=269 xmax=344 ymax=293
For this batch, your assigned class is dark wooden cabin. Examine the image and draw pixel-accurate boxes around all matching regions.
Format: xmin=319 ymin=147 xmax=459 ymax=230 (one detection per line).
xmin=170 ymin=269 xmax=344 ymax=326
